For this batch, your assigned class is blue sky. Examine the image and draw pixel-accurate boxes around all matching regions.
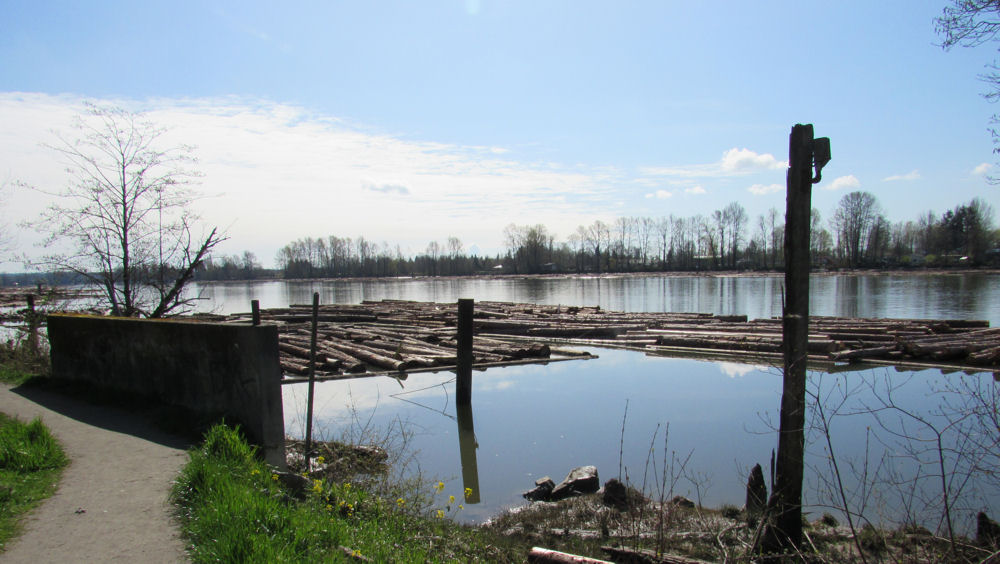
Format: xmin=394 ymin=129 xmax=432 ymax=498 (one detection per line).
xmin=1 ymin=1 xmax=998 ymax=267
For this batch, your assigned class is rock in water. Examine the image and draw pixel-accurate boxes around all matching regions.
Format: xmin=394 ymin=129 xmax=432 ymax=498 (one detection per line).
xmin=602 ymin=478 xmax=629 ymax=510
xmin=550 ymin=465 xmax=600 ymax=501
xmin=523 ymin=476 xmax=555 ymax=501
xmin=745 ymin=463 xmax=767 ymax=524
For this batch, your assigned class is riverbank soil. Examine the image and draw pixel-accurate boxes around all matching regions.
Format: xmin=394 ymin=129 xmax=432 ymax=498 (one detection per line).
xmin=0 ymin=382 xmax=190 ymax=562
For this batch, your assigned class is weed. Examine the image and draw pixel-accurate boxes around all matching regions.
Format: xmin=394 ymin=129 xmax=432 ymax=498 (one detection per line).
xmin=0 ymin=414 xmax=66 ymax=551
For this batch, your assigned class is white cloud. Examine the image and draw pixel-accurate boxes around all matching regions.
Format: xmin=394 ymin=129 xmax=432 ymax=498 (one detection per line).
xmin=685 ymin=185 xmax=706 ymax=195
xmin=644 ymin=189 xmax=673 ymax=199
xmin=748 ymin=183 xmax=782 ymax=195
xmin=823 ymin=174 xmax=861 ymax=191
xmin=719 ymin=147 xmax=786 ymax=172
xmin=973 ymin=162 xmax=993 ymax=176
xmin=882 ymin=170 xmax=920 ymax=182
xmin=640 ymin=148 xmax=786 ymax=180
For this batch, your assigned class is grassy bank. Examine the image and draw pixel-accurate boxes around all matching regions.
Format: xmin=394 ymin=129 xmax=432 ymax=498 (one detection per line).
xmin=174 ymin=423 xmax=999 ymax=563
xmin=0 ymin=414 xmax=67 ymax=551
xmin=172 ymin=424 xmax=523 ymax=562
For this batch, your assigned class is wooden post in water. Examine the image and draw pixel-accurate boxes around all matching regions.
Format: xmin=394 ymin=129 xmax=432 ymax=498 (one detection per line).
xmin=456 ymin=298 xmax=474 ymax=406
xmin=25 ymin=294 xmax=38 ymax=357
xmin=304 ymin=292 xmax=319 ymax=463
xmin=251 ymin=299 xmax=261 ymax=326
xmin=762 ymin=124 xmax=829 ymax=555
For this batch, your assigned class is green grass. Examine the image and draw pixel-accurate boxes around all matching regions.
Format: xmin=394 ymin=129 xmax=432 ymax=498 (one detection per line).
xmin=172 ymin=424 xmax=522 ymax=563
xmin=0 ymin=414 xmax=67 ymax=551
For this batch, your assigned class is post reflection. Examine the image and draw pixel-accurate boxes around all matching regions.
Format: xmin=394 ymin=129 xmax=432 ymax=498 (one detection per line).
xmin=456 ymin=403 xmax=481 ymax=504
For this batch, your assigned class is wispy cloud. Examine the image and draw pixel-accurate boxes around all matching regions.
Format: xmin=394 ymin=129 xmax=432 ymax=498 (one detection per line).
xmin=823 ymin=174 xmax=861 ymax=191
xmin=685 ymin=185 xmax=706 ymax=195
xmin=973 ymin=162 xmax=993 ymax=176
xmin=363 ymin=181 xmax=410 ymax=195
xmin=644 ymin=190 xmax=673 ymax=199
xmin=882 ymin=170 xmax=920 ymax=182
xmin=0 ymin=93 xmax=632 ymax=262
xmin=748 ymin=183 xmax=782 ymax=195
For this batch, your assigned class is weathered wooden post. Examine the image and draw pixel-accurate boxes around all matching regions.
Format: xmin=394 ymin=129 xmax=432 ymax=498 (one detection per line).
xmin=456 ymin=298 xmax=474 ymax=406
xmin=304 ymin=292 xmax=319 ymax=462
xmin=251 ymin=299 xmax=261 ymax=326
xmin=762 ymin=124 xmax=830 ymax=555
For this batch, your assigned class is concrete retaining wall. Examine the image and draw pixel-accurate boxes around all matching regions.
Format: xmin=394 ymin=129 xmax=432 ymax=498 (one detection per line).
xmin=47 ymin=314 xmax=285 ymax=465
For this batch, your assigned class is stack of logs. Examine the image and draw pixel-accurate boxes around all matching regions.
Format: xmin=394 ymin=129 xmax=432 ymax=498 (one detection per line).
xmin=210 ymin=299 xmax=998 ymax=379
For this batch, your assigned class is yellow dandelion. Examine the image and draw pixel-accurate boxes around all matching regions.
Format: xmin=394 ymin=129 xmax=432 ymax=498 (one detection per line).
xmin=343 ymin=482 xmax=352 ymax=491
xmin=326 ymin=504 xmax=333 ymax=512
xmin=316 ymin=455 xmax=325 ymax=464
xmin=458 ymin=504 xmax=464 ymax=511
xmin=271 ymin=474 xmax=279 ymax=481
xmin=464 ymin=487 xmax=473 ymax=499
xmin=352 ymin=549 xmax=361 ymax=557
xmin=436 ymin=509 xmax=445 ymax=519
xmin=449 ymin=495 xmax=455 ymax=505
xmin=435 ymin=481 xmax=445 ymax=492
xmin=396 ymin=498 xmax=406 ymax=508
xmin=312 ymin=483 xmax=323 ymax=493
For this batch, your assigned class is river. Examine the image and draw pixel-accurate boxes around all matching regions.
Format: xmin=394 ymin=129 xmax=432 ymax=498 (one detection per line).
xmin=193 ymin=272 xmax=1000 ymax=531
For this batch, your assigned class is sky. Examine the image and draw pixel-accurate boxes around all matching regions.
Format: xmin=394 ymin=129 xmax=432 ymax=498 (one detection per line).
xmin=1 ymin=1 xmax=998 ymax=269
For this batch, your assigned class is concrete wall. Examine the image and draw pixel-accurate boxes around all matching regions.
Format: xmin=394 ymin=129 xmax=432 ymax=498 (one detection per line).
xmin=47 ymin=314 xmax=285 ymax=465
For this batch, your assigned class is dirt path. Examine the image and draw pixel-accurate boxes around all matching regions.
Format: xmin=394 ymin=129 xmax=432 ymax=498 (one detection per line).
xmin=0 ymin=383 xmax=191 ymax=563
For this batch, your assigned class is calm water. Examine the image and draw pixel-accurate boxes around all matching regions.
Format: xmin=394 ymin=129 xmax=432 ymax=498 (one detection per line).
xmin=199 ymin=273 xmax=999 ymax=531
xmin=193 ymin=272 xmax=1000 ymax=326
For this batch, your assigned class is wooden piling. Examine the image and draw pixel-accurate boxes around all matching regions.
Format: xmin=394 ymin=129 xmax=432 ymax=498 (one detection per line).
xmin=305 ymin=292 xmax=319 ymax=461
xmin=251 ymin=299 xmax=261 ymax=326
xmin=456 ymin=298 xmax=474 ymax=405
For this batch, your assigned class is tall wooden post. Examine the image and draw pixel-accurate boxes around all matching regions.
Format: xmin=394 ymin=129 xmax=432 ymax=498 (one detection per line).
xmin=763 ymin=124 xmax=816 ymax=554
xmin=251 ymin=299 xmax=261 ymax=326
xmin=456 ymin=298 xmax=474 ymax=406
xmin=304 ymin=292 xmax=319 ymax=462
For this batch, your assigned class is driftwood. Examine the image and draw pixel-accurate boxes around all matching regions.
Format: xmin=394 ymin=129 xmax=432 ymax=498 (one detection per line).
xmin=527 ymin=547 xmax=612 ymax=564
xmin=599 ymin=545 xmax=714 ymax=564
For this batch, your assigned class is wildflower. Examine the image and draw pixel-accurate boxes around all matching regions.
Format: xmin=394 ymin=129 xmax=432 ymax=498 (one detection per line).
xmin=312 ymin=482 xmax=323 ymax=494
xmin=396 ymin=498 xmax=406 ymax=508
xmin=449 ymin=495 xmax=455 ymax=505
xmin=458 ymin=504 xmax=464 ymax=511
xmin=271 ymin=474 xmax=279 ymax=481
xmin=435 ymin=481 xmax=445 ymax=493
xmin=343 ymin=482 xmax=352 ymax=492
xmin=251 ymin=469 xmax=260 ymax=476
xmin=436 ymin=509 xmax=445 ymax=519
xmin=352 ymin=549 xmax=362 ymax=557
xmin=464 ymin=487 xmax=473 ymax=499
xmin=316 ymin=455 xmax=326 ymax=464
xmin=326 ymin=504 xmax=333 ymax=512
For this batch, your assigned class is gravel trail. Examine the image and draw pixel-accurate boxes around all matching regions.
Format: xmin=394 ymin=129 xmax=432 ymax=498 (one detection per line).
xmin=0 ymin=384 xmax=190 ymax=563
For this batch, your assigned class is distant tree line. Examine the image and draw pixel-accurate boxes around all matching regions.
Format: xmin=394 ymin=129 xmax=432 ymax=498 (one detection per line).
xmin=193 ymin=192 xmax=1000 ymax=281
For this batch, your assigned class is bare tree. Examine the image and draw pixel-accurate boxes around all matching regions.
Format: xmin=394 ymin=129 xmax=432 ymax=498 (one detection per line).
xmin=937 ymin=1 xmax=1000 ymax=181
xmin=831 ymin=191 xmax=883 ymax=267
xmin=23 ymin=103 xmax=224 ymax=317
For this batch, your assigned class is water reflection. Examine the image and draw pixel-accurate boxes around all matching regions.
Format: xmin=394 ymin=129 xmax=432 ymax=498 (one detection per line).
xmin=456 ymin=404 xmax=481 ymax=504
